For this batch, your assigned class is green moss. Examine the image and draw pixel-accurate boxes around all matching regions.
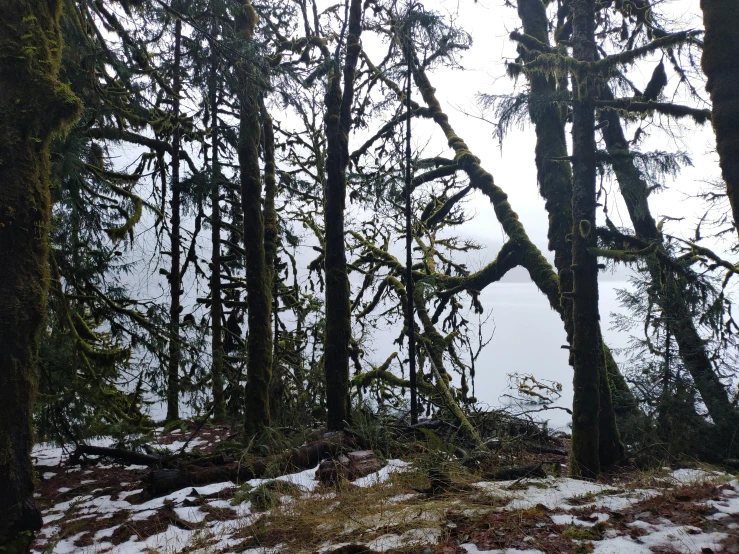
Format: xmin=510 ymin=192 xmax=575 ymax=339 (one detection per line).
xmin=562 ymin=522 xmax=607 ymax=541
xmin=235 ymin=1 xmax=258 ymax=40
xmin=105 ymin=195 xmax=143 ymax=242
xmin=0 ymin=0 xmax=81 ymax=547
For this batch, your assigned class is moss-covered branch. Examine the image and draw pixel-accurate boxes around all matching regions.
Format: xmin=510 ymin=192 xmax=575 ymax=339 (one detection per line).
xmin=594 ymin=99 xmax=711 ymax=124
xmin=408 ymin=53 xmax=561 ymax=311
xmin=352 ymin=352 xmax=435 ymax=396
xmin=521 ymin=30 xmax=701 ymax=80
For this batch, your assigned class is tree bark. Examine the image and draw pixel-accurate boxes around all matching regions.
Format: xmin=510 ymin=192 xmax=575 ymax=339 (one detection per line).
xmin=570 ymin=0 xmax=602 ymax=479
xmin=261 ymin=99 xmax=282 ymax=419
xmin=0 ymin=1 xmax=81 ymax=550
xmin=167 ymin=17 xmax=183 ymax=422
xmin=517 ymin=0 xmax=636 ymax=442
xmin=700 ymin=0 xmax=739 ymax=237
xmin=71 ymin=445 xmax=160 ymax=466
xmin=323 ymin=0 xmax=364 ymax=431
xmin=238 ymin=2 xmax=272 ymax=436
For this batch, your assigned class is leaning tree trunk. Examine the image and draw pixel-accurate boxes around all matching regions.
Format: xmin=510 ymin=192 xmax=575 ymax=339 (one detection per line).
xmin=238 ymin=2 xmax=272 ymax=437
xmin=409 ymin=46 xmax=621 ymax=468
xmin=167 ymin=17 xmax=183 ymax=422
xmin=209 ymin=33 xmax=226 ymax=422
xmin=0 ymin=1 xmax=81 ymax=550
xmin=570 ymin=0 xmax=603 ymax=479
xmin=323 ymin=0 xmax=363 ymax=431
xmin=700 ymin=0 xmax=739 ymax=237
xmin=599 ymin=84 xmax=739 ymax=439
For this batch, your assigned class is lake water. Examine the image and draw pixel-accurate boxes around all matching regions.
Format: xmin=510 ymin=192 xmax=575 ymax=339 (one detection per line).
xmin=366 ymin=280 xmax=632 ymax=432
xmin=471 ymin=281 xmax=630 ymax=430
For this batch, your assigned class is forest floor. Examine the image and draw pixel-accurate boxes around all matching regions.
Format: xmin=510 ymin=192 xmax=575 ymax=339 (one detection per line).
xmin=31 ymin=423 xmax=739 ymax=554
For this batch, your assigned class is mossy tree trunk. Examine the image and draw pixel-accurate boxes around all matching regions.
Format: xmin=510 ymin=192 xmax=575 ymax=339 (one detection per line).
xmin=517 ymin=0 xmax=573 ymax=284
xmin=166 ymin=17 xmax=182 ymax=422
xmin=700 ymin=0 xmax=739 ymax=237
xmin=517 ymin=0 xmax=631 ymax=455
xmin=323 ymin=0 xmax=363 ymax=431
xmin=261 ymin=99 xmax=281 ymax=417
xmin=569 ymin=0 xmax=602 ymax=479
xmin=0 ymin=0 xmax=81 ymax=550
xmin=411 ymin=63 xmax=561 ymax=312
xmin=238 ymin=2 xmax=272 ymax=437
xmin=209 ymin=31 xmax=226 ymax=423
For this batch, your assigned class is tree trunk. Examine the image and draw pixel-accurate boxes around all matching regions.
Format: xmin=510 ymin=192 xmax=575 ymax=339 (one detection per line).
xmin=517 ymin=0 xmax=637 ymax=440
xmin=597 ymin=330 xmax=625 ymax=466
xmin=209 ymin=34 xmax=226 ymax=423
xmin=261 ymin=100 xmax=281 ymax=418
xmin=167 ymin=17 xmax=182 ymax=422
xmin=570 ymin=0 xmax=602 ymax=479
xmin=700 ymin=0 xmax=739 ymax=237
xmin=143 ymin=432 xmax=352 ymax=496
xmin=517 ymin=0 xmax=573 ymax=281
xmin=323 ymin=0 xmax=364 ymax=431
xmin=0 ymin=1 xmax=81 ymax=550
xmin=238 ymin=4 xmax=272 ymax=436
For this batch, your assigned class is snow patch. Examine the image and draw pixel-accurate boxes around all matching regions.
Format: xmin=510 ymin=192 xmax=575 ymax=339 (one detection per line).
xmin=248 ymin=464 xmax=321 ymax=492
xmin=550 ymin=512 xmax=609 ymax=527
xmin=668 ymin=468 xmax=729 ymax=484
xmin=366 ymin=527 xmax=441 ymax=551
xmin=354 ymin=459 xmax=411 ymax=487
xmin=462 ymin=544 xmax=545 ymax=554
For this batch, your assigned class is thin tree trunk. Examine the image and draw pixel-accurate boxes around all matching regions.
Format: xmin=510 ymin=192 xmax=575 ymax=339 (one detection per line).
xmin=323 ymin=0 xmax=364 ymax=430
xmin=570 ymin=0 xmax=602 ymax=478
xmin=238 ymin=3 xmax=272 ymax=436
xmin=261 ymin=100 xmax=281 ymax=417
xmin=0 ymin=1 xmax=81 ymax=550
xmin=700 ymin=0 xmax=739 ymax=236
xmin=167 ymin=16 xmax=183 ymax=422
xmin=209 ymin=33 xmax=226 ymax=422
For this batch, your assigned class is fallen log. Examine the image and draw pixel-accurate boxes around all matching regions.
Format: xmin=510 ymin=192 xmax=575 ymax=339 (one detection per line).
xmin=71 ymin=444 xmax=161 ymax=466
xmin=524 ymin=444 xmax=567 ymax=457
xmin=316 ymin=450 xmax=385 ymax=484
xmin=143 ymin=431 xmax=353 ymax=496
xmin=482 ymin=463 xmax=546 ymax=481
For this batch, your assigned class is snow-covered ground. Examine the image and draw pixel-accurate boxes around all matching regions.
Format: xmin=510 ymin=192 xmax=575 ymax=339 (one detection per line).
xmin=31 ymin=434 xmax=739 ymax=554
